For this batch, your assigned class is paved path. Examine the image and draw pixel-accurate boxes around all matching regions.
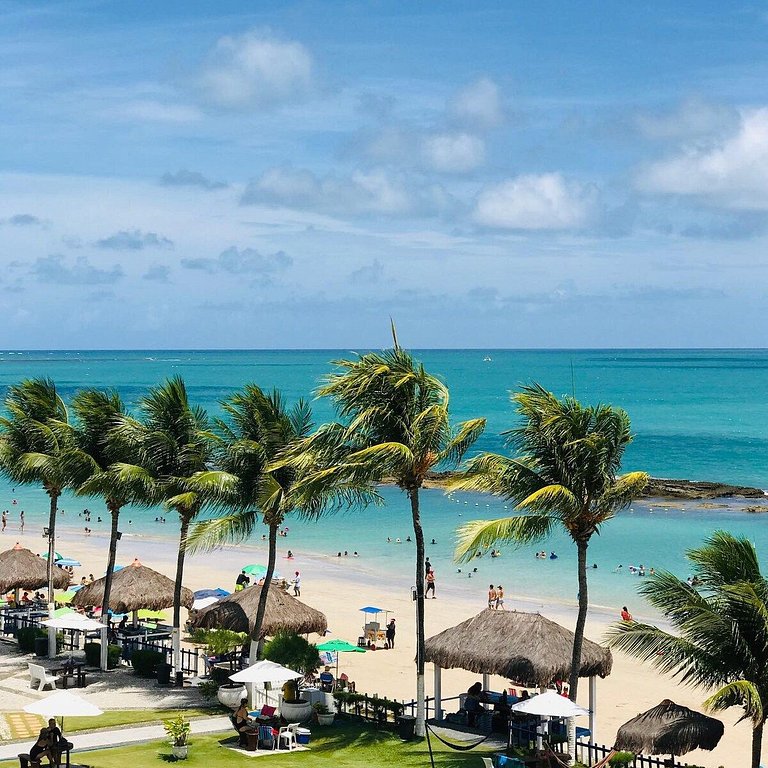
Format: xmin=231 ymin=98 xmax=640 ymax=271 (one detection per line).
xmin=0 ymin=716 xmax=232 ymax=762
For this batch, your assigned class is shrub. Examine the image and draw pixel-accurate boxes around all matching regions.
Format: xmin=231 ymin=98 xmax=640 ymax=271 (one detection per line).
xmin=16 ymin=627 xmax=39 ymax=653
xmin=131 ymin=649 xmax=164 ymax=677
xmin=609 ymin=752 xmax=635 ymax=768
xmin=188 ymin=628 xmax=247 ymax=657
xmin=198 ymin=679 xmax=219 ymax=699
xmin=164 ymin=715 xmax=190 ymax=747
xmin=262 ymin=632 xmax=320 ymax=675
xmin=84 ymin=642 xmax=121 ymax=669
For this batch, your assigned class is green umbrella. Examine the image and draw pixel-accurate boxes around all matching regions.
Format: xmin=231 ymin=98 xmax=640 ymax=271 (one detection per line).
xmin=57 ymin=591 xmax=78 ymax=605
xmin=241 ymin=564 xmax=281 ymax=580
xmin=317 ymin=638 xmax=366 ymax=676
xmin=40 ymin=551 xmax=64 ymax=561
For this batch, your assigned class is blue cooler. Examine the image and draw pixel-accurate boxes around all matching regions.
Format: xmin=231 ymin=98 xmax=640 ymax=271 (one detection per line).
xmin=297 ymin=728 xmax=311 ymax=745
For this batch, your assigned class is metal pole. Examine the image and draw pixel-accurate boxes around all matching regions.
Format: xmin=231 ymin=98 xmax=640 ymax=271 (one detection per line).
xmin=588 ymin=675 xmax=597 ymax=745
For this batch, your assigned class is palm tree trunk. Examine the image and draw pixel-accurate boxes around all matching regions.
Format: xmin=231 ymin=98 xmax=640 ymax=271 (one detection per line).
xmin=567 ymin=537 xmax=590 ymax=761
xmin=409 ymin=488 xmax=426 ymax=738
xmin=751 ymin=719 xmax=764 ymax=768
xmin=172 ymin=512 xmax=191 ymax=686
xmin=250 ymin=521 xmax=278 ymax=661
xmin=100 ymin=502 xmax=121 ymax=671
xmin=46 ymin=489 xmax=59 ymax=657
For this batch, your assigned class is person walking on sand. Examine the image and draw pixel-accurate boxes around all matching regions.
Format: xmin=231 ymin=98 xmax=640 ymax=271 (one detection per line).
xmin=1 ymin=511 xmax=6 ymax=532
xmin=488 ymin=584 xmax=497 ymax=609
xmin=19 ymin=510 xmax=24 ymax=532
xmin=495 ymin=585 xmax=505 ymax=610
xmin=385 ymin=618 xmax=396 ymax=649
xmin=620 ymin=605 xmax=633 ymax=621
xmin=426 ymin=568 xmax=436 ymax=598
xmin=293 ymin=571 xmax=301 ymax=597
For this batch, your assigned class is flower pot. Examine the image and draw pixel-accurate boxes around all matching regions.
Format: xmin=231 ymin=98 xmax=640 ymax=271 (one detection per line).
xmin=280 ymin=699 xmax=312 ymax=722
xmin=217 ymin=682 xmax=247 ymax=709
xmin=316 ymin=713 xmax=335 ymax=726
xmin=171 ymin=745 xmax=188 ymax=760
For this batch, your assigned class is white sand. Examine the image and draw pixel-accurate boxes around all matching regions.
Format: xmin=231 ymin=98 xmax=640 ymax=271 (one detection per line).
xmin=1 ymin=527 xmax=749 ymax=767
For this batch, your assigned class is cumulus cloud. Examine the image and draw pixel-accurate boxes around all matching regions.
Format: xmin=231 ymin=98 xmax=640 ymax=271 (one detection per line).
xmin=143 ymin=264 xmax=171 ymax=282
xmin=181 ymin=246 xmax=292 ymax=275
xmin=421 ymin=132 xmax=485 ymax=173
xmin=197 ymin=30 xmax=313 ymax=110
xmin=350 ymin=259 xmax=384 ymax=285
xmin=31 ymin=255 xmax=123 ymax=285
xmin=160 ymin=170 xmax=228 ymax=190
xmin=638 ymin=108 xmax=768 ymax=208
xmin=449 ymin=77 xmax=503 ymax=130
xmin=96 ymin=229 xmax=174 ymax=250
xmin=473 ymin=173 xmax=595 ymax=230
xmin=3 ymin=213 xmax=43 ymax=226
xmin=242 ymin=166 xmax=455 ymax=217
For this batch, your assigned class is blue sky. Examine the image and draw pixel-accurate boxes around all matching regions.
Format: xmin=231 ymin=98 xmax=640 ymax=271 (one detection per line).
xmin=1 ymin=0 xmax=768 ymax=348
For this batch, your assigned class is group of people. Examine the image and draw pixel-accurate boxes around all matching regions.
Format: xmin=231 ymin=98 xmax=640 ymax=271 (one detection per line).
xmin=535 ymin=551 xmax=557 ymax=559
xmin=487 ymin=584 xmax=505 ymax=610
xmin=28 ymin=718 xmax=71 ymax=767
xmin=1 ymin=508 xmax=24 ymax=532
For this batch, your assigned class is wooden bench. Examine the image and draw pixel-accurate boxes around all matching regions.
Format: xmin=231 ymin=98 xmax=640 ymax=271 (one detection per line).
xmin=27 ymin=663 xmax=59 ymax=691
xmin=17 ymin=753 xmax=40 ymax=768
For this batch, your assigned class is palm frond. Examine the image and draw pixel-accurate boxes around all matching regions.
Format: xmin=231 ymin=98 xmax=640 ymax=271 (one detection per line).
xmin=455 ymin=514 xmax=553 ymax=562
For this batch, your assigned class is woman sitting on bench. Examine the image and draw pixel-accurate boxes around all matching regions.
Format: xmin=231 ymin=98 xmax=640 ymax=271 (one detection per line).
xmin=29 ymin=719 xmax=64 ymax=766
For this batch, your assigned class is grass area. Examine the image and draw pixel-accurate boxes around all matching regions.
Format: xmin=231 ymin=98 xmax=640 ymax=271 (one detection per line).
xmin=2 ymin=720 xmax=496 ymax=768
xmin=14 ymin=708 xmax=222 ymax=734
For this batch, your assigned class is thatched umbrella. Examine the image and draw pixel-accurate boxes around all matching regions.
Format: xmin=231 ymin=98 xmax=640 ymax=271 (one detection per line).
xmin=192 ymin=584 xmax=327 ymax=639
xmin=425 ymin=609 xmax=612 ymax=686
xmin=0 ymin=542 xmax=69 ymax=594
xmin=72 ymin=558 xmax=193 ymax=613
xmin=614 ymin=699 xmax=724 ymax=760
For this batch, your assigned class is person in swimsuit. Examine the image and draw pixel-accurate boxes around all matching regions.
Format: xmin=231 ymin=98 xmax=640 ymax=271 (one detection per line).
xmin=495 ymin=585 xmax=505 ymax=610
xmin=425 ymin=568 xmax=436 ymax=598
xmin=488 ymin=584 xmax=497 ymax=609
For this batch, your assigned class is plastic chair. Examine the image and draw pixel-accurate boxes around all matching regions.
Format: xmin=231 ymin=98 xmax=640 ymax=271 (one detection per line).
xmin=279 ymin=723 xmax=300 ymax=750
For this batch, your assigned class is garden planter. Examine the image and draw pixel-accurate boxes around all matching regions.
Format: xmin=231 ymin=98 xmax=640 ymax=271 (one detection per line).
xmin=316 ymin=713 xmax=335 ymax=726
xmin=171 ymin=745 xmax=188 ymax=760
xmin=217 ymin=682 xmax=247 ymax=709
xmin=281 ymin=699 xmax=312 ymax=722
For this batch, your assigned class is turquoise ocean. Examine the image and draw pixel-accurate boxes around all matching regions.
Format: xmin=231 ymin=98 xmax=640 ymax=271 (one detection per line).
xmin=0 ymin=349 xmax=767 ymax=612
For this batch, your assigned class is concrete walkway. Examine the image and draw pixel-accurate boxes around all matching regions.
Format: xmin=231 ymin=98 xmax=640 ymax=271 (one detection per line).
xmin=0 ymin=716 xmax=232 ymax=762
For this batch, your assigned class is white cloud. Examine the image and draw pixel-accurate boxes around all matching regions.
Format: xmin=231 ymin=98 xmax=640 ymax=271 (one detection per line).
xmin=449 ymin=77 xmax=502 ymax=130
xmin=638 ymin=108 xmax=768 ymax=208
xmin=473 ymin=173 xmax=595 ymax=230
xmin=634 ymin=98 xmax=738 ymax=140
xmin=198 ymin=30 xmax=313 ymax=110
xmin=421 ymin=132 xmax=485 ymax=173
xmin=111 ymin=100 xmax=202 ymax=123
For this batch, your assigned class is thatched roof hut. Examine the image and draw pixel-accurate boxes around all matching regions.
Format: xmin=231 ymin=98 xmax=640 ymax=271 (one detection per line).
xmin=72 ymin=558 xmax=193 ymax=613
xmin=614 ymin=699 xmax=724 ymax=757
xmin=424 ymin=609 xmax=612 ymax=686
xmin=0 ymin=543 xmax=69 ymax=593
xmin=192 ymin=584 xmax=327 ymax=639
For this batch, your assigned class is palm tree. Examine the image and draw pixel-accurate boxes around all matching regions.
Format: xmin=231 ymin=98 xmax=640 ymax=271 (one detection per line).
xmin=606 ymin=532 xmax=768 ymax=768
xmin=112 ymin=377 xmax=233 ymax=681
xmin=295 ymin=344 xmax=485 ymax=736
xmin=0 ymin=379 xmax=72 ymax=655
xmin=187 ymin=385 xmax=314 ymax=658
xmin=453 ymin=384 xmax=647 ymax=706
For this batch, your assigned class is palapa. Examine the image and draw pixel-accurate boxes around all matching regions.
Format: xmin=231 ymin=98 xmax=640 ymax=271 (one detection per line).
xmin=424 ymin=609 xmax=612 ymax=686
xmin=0 ymin=543 xmax=69 ymax=593
xmin=192 ymin=584 xmax=327 ymax=639
xmin=72 ymin=558 xmax=193 ymax=613
xmin=614 ymin=699 xmax=724 ymax=757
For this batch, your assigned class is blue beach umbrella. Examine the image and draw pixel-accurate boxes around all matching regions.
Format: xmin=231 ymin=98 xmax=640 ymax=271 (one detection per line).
xmin=193 ymin=588 xmax=230 ymax=600
xmin=56 ymin=558 xmax=81 ymax=568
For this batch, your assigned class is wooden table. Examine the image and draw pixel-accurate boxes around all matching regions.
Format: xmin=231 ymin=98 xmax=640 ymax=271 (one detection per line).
xmin=53 ymin=663 xmax=86 ymax=689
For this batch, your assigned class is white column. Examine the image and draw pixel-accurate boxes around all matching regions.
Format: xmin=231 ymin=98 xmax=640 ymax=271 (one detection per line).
xmin=433 ymin=665 xmax=442 ymax=721
xmin=482 ymin=673 xmax=490 ymax=709
xmin=588 ymin=676 xmax=597 ymax=745
xmin=99 ymin=625 xmax=109 ymax=671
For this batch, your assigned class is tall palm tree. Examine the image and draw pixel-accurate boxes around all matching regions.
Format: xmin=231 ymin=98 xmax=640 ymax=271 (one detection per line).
xmin=453 ymin=384 xmax=647 ymax=706
xmin=69 ymin=389 xmax=149 ymax=667
xmin=187 ymin=386 xmax=315 ymax=658
xmin=0 ymin=379 xmax=72 ymax=655
xmin=606 ymin=532 xmax=768 ymax=768
xmin=295 ymin=345 xmax=486 ymax=736
xmin=112 ymin=377 xmax=233 ymax=681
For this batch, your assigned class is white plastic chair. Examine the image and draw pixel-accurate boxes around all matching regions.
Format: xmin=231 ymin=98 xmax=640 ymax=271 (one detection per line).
xmin=278 ymin=723 xmax=300 ymax=750
xmin=481 ymin=759 xmax=494 ymax=768
xmin=27 ymin=663 xmax=59 ymax=691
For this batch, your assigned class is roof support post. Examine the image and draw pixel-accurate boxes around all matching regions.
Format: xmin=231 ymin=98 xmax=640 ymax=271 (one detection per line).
xmin=433 ymin=664 xmax=442 ymax=720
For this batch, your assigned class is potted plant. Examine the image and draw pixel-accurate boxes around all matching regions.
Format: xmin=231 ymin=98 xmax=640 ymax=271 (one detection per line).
xmin=164 ymin=715 xmax=191 ymax=760
xmin=263 ymin=632 xmax=321 ymax=722
xmin=313 ymin=701 xmax=335 ymax=726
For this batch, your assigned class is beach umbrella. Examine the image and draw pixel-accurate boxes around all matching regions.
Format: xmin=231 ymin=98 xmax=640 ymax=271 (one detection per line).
xmin=509 ymin=690 xmax=590 ymax=718
xmin=0 ymin=543 xmax=69 ymax=594
xmin=24 ymin=690 xmax=102 ymax=732
xmin=55 ymin=558 xmax=81 ymax=568
xmin=57 ymin=591 xmax=78 ymax=605
xmin=193 ymin=584 xmax=327 ymax=639
xmin=242 ymin=564 xmax=281 ymax=580
xmin=43 ymin=612 xmax=104 ymax=631
xmin=193 ymin=588 xmax=230 ymax=600
xmin=40 ymin=552 xmax=64 ymax=561
xmin=614 ymin=699 xmax=724 ymax=760
xmin=317 ymin=638 xmax=366 ymax=676
xmin=230 ymin=659 xmax=302 ymax=684
xmin=192 ymin=596 xmax=219 ymax=611
xmin=72 ymin=558 xmax=192 ymax=614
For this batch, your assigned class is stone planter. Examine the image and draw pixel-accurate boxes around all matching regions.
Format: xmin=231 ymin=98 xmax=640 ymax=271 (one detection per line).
xmin=316 ymin=713 xmax=335 ymax=726
xmin=217 ymin=682 xmax=247 ymax=709
xmin=171 ymin=745 xmax=188 ymax=760
xmin=281 ymin=699 xmax=312 ymax=722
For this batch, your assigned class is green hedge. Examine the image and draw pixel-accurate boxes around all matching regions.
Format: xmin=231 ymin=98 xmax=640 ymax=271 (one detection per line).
xmin=84 ymin=642 xmax=122 ymax=669
xmin=131 ymin=649 xmax=164 ymax=677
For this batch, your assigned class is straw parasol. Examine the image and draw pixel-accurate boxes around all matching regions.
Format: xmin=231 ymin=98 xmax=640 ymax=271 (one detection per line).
xmin=0 ymin=543 xmax=69 ymax=594
xmin=71 ymin=558 xmax=193 ymax=613
xmin=424 ymin=609 xmax=612 ymax=686
xmin=192 ymin=584 xmax=327 ymax=639
xmin=614 ymin=699 xmax=724 ymax=758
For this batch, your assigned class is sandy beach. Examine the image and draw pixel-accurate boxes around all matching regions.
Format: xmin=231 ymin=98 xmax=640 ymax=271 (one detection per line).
xmin=0 ymin=524 xmax=749 ymax=768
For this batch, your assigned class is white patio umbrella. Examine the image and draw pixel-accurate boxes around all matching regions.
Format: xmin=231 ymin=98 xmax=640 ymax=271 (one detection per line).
xmin=42 ymin=613 xmax=105 ymax=631
xmin=510 ymin=690 xmax=590 ymax=717
xmin=24 ymin=690 xmax=103 ymax=732
xmin=230 ymin=660 xmax=302 ymax=710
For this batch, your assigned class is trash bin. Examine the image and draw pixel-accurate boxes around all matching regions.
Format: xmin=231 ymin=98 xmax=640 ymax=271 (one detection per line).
xmin=34 ymin=636 xmax=48 ymax=658
xmin=156 ymin=662 xmax=172 ymax=685
xmin=397 ymin=714 xmax=416 ymax=741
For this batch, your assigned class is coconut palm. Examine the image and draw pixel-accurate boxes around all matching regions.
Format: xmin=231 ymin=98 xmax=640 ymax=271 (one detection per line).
xmin=294 ymin=344 xmax=485 ymax=736
xmin=606 ymin=532 xmax=768 ymax=768
xmin=187 ymin=386 xmax=315 ymax=657
xmin=454 ymin=384 xmax=647 ymax=706
xmin=0 ymin=379 xmax=73 ymax=655
xmin=111 ymin=377 xmax=234 ymax=680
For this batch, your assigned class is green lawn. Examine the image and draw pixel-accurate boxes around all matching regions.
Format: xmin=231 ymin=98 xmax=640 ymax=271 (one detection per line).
xmin=64 ymin=707 xmax=222 ymax=733
xmin=2 ymin=720 xmax=496 ymax=768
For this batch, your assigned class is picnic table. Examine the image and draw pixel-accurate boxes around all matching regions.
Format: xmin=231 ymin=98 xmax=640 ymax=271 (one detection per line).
xmin=51 ymin=661 xmax=87 ymax=689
